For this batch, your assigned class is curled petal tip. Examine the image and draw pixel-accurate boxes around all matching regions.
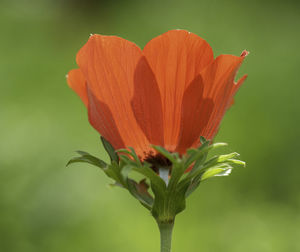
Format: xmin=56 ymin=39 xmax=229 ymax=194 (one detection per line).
xmin=89 ymin=33 xmax=94 ymax=38
xmin=241 ymin=50 xmax=249 ymax=57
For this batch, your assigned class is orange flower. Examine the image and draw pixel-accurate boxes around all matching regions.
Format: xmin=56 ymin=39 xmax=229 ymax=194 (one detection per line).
xmin=67 ymin=30 xmax=248 ymax=161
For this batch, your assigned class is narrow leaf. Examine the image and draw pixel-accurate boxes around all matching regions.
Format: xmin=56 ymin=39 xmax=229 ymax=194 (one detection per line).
xmin=101 ymin=136 xmax=119 ymax=163
xmin=67 ymin=153 xmax=107 ymax=169
xmin=227 ymin=159 xmax=246 ymax=167
xmin=127 ymin=179 xmax=153 ymax=209
xmin=200 ymin=136 xmax=208 ymax=144
xmin=203 ymin=152 xmax=239 ymax=167
xmin=152 ymin=145 xmax=177 ymax=164
xmin=201 ymin=164 xmax=233 ymax=181
xmin=185 ymin=180 xmax=201 ymax=198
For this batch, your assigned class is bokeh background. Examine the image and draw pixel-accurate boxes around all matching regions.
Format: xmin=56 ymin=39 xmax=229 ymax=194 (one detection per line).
xmin=1 ymin=0 xmax=299 ymax=251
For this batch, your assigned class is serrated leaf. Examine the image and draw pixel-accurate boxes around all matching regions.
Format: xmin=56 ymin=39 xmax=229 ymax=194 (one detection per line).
xmin=101 ymin=136 xmax=119 ymax=163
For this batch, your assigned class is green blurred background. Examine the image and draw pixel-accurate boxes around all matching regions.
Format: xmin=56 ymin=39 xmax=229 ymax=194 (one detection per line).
xmin=1 ymin=0 xmax=299 ymax=251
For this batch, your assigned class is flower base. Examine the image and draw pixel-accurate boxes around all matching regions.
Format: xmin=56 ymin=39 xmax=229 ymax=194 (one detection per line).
xmin=67 ymin=136 xmax=245 ymax=251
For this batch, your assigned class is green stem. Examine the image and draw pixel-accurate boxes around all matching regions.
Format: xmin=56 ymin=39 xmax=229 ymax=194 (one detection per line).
xmin=157 ymin=220 xmax=174 ymax=252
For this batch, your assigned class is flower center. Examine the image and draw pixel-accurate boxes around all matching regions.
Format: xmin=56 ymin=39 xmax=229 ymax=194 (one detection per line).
xmin=143 ymin=152 xmax=172 ymax=173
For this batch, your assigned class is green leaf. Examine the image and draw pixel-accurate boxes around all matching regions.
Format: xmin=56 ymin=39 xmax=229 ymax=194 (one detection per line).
xmin=201 ymin=163 xmax=233 ymax=181
xmin=200 ymin=136 xmax=207 ymax=144
xmin=151 ymin=181 xmax=167 ymax=219
xmin=148 ymin=146 xmax=185 ymax=190
xmin=227 ymin=158 xmax=246 ymax=167
xmin=152 ymin=145 xmax=177 ymax=164
xmin=184 ymin=140 xmax=227 ymax=170
xmin=76 ymin=150 xmax=92 ymax=156
xmin=185 ymin=140 xmax=210 ymax=169
xmin=117 ymin=148 xmax=142 ymax=166
xmin=203 ymin=152 xmax=240 ymax=168
xmin=101 ymin=136 xmax=119 ymax=163
xmin=134 ymin=164 xmax=166 ymax=192
xmin=68 ymin=138 xmax=245 ymax=223
xmin=118 ymin=153 xmax=167 ymax=202
xmin=185 ymin=179 xmax=201 ymax=198
xmin=127 ymin=147 xmax=142 ymax=165
xmin=174 ymin=182 xmax=190 ymax=214
xmin=118 ymin=153 xmax=165 ymax=188
xmin=103 ymin=161 xmax=126 ymax=186
xmin=185 ymin=142 xmax=228 ymax=178
xmin=108 ymin=182 xmax=124 ymax=188
xmin=127 ymin=179 xmax=153 ymax=209
xmin=168 ymin=160 xmax=185 ymax=190
xmin=67 ymin=151 xmax=107 ymax=169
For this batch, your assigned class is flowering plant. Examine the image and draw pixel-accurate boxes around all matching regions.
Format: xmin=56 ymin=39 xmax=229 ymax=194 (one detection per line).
xmin=67 ymin=30 xmax=248 ymax=252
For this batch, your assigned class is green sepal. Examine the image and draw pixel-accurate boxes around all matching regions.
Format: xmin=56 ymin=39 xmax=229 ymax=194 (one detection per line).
xmin=117 ymin=148 xmax=167 ymax=212
xmin=203 ymin=152 xmax=239 ymax=167
xmin=117 ymin=147 xmax=142 ymax=165
xmin=127 ymin=179 xmax=153 ymax=210
xmin=68 ymin=136 xmax=246 ymax=224
xmin=226 ymin=158 xmax=246 ymax=167
xmin=66 ymin=150 xmax=107 ymax=169
xmin=185 ymin=137 xmax=210 ymax=168
xmin=101 ymin=136 xmax=119 ymax=163
xmin=200 ymin=163 xmax=233 ymax=181
xmin=108 ymin=182 xmax=124 ymax=188
xmin=152 ymin=145 xmax=177 ymax=164
xmin=103 ymin=161 xmax=125 ymax=186
xmin=185 ymin=178 xmax=201 ymax=198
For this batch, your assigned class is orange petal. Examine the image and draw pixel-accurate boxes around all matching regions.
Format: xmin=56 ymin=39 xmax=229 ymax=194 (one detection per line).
xmin=87 ymin=87 xmax=125 ymax=150
xmin=143 ymin=30 xmax=214 ymax=151
xmin=176 ymin=75 xmax=214 ymax=153
xmin=227 ymin=74 xmax=248 ymax=109
xmin=67 ymin=68 xmax=88 ymax=107
xmin=131 ymin=56 xmax=164 ymax=146
xmin=197 ymin=53 xmax=247 ymax=142
xmin=76 ymin=34 xmax=162 ymax=157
